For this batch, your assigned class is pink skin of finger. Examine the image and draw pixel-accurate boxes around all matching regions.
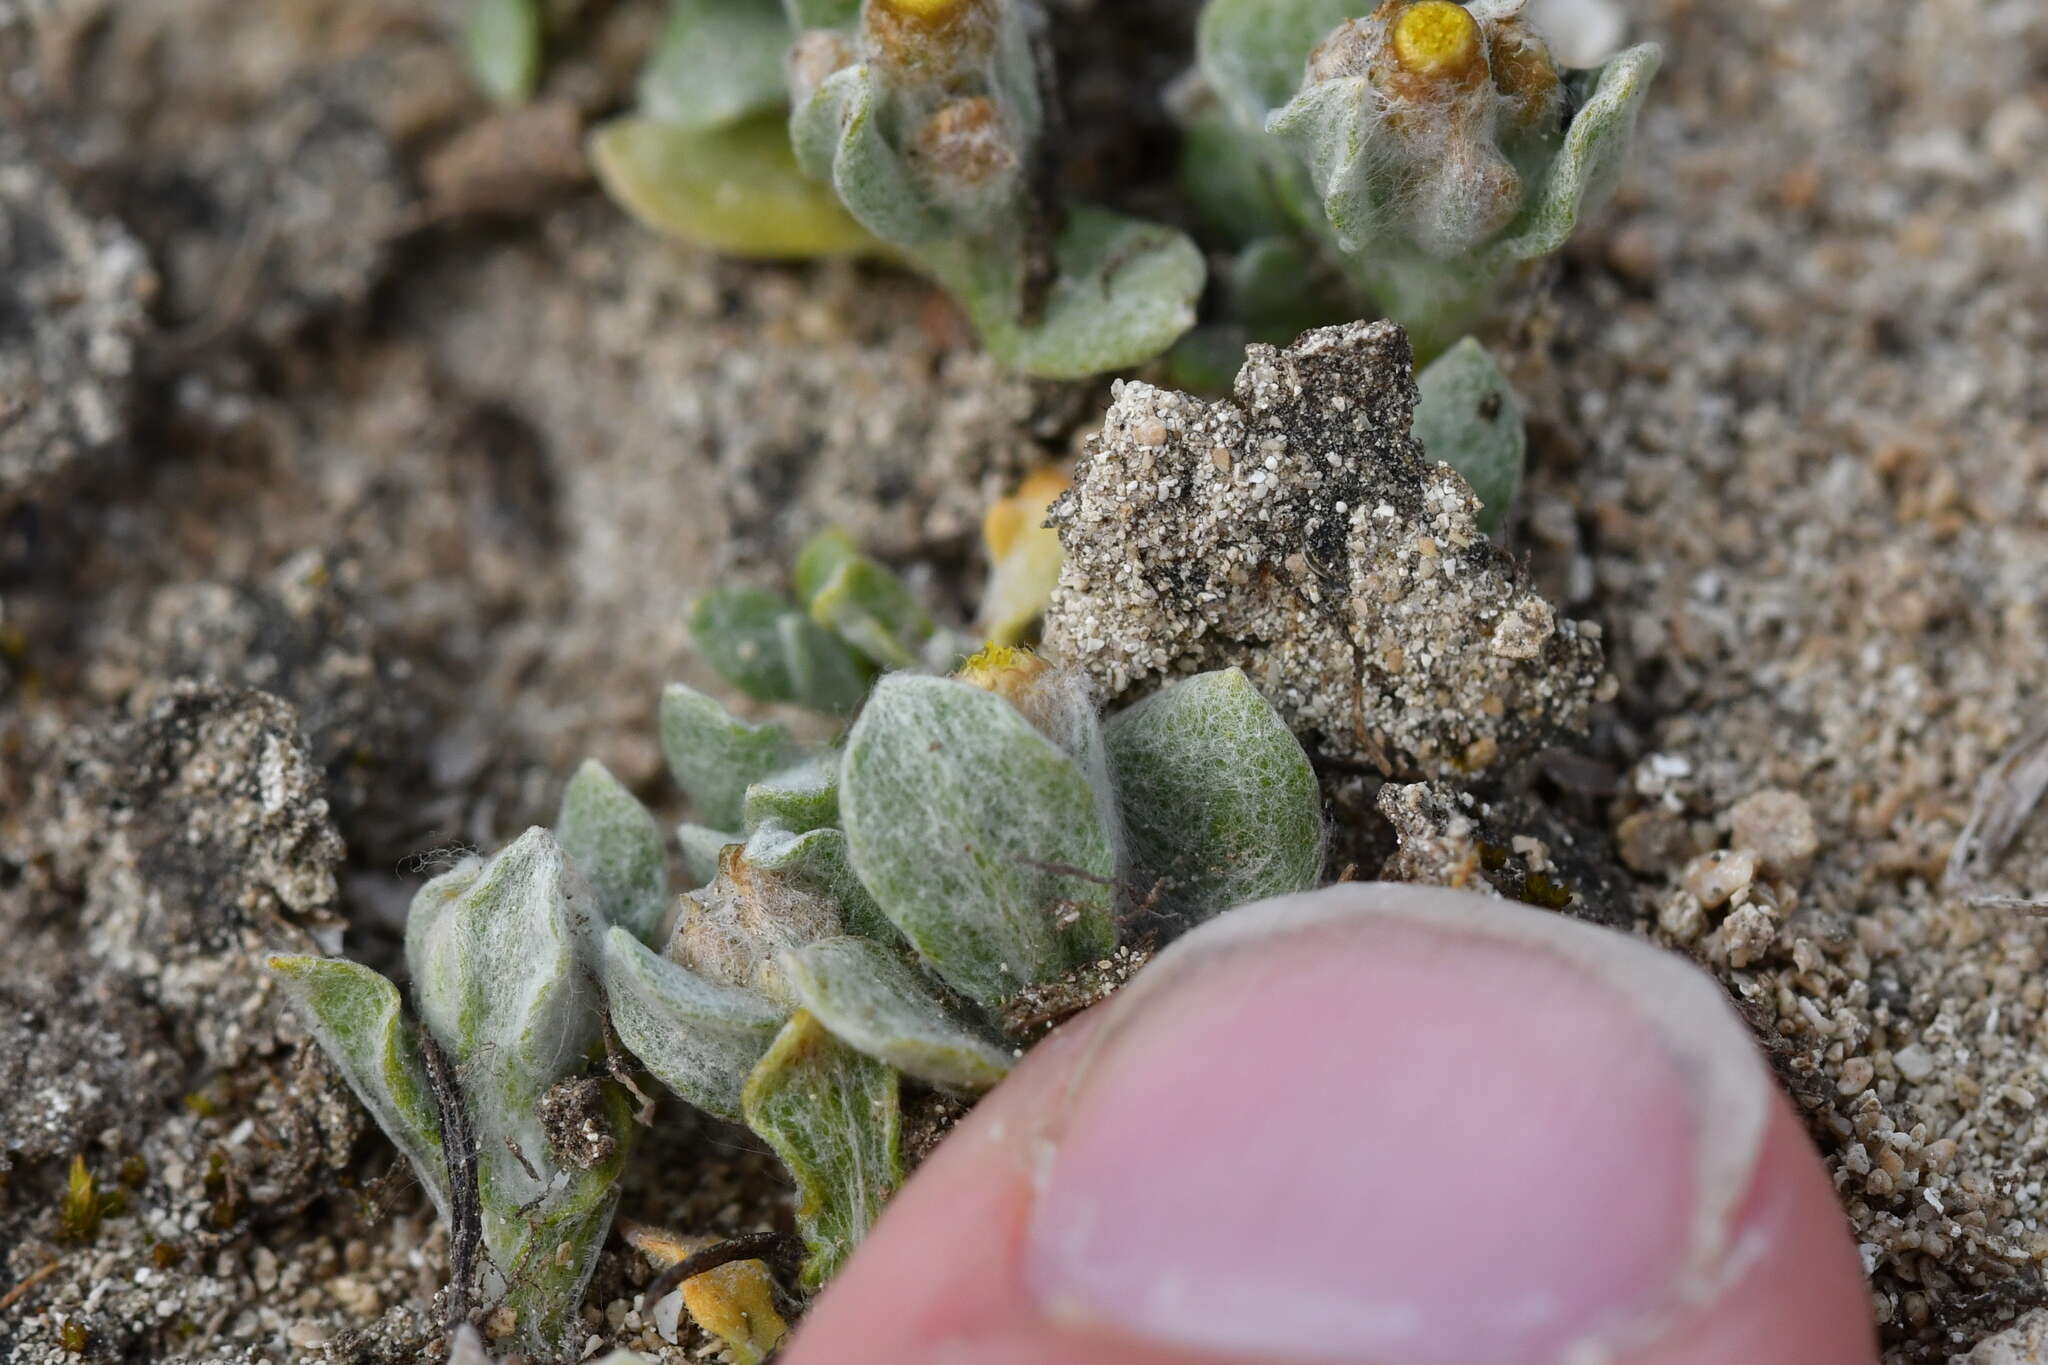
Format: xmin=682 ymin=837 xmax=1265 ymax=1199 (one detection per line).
xmin=783 ymin=884 xmax=1877 ymax=1365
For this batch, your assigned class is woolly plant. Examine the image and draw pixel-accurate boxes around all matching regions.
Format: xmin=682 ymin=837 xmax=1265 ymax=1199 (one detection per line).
xmin=604 ymin=647 xmax=1325 ymax=1283
xmin=268 ymin=826 xmax=637 ymax=1356
xmin=592 ymin=0 xmax=1205 ymax=378
xmin=590 ymin=0 xmax=873 ymax=259
xmin=688 ymin=527 xmax=971 ymax=718
xmin=1188 ymin=0 xmax=1661 ymax=355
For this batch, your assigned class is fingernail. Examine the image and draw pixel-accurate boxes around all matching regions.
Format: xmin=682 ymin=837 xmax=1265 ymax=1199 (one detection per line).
xmin=1024 ymin=883 xmax=1774 ymax=1365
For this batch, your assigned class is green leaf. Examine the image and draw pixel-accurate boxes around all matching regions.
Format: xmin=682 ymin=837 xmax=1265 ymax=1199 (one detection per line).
xmin=1195 ymin=0 xmax=1355 ymax=129
xmin=406 ymin=830 xmax=600 ymax=1204
xmin=402 ymin=855 xmax=484 ymax=997
xmin=793 ymin=528 xmax=861 ymax=609
xmin=742 ymin=1011 xmax=902 ymax=1288
xmin=743 ymin=755 xmax=840 ymax=834
xmin=937 ymin=206 xmax=1206 ymax=381
xmin=792 ymin=65 xmax=949 ymax=245
xmin=1105 ymin=668 xmax=1323 ymax=926
xmin=1489 ymin=44 xmax=1663 ymax=264
xmin=464 ymin=0 xmax=544 ymax=105
xmin=497 ymin=1168 xmax=626 ymax=1358
xmin=678 ymin=823 xmax=740 ymax=887
xmin=659 ymin=683 xmax=805 ymax=829
xmin=591 ymin=113 xmax=875 ymax=260
xmin=1229 ymin=235 xmax=1353 ymax=342
xmin=781 ymin=937 xmax=1013 ymax=1093
xmin=400 ymin=829 xmax=628 ymax=1353
xmin=840 ymin=675 xmax=1117 ymax=1012
xmin=266 ymin=956 xmax=450 ymax=1218
xmin=558 ymin=760 xmax=672 ymax=946
xmin=603 ymin=926 xmax=787 ymax=1121
xmin=693 ymin=586 xmax=802 ymax=703
xmin=807 ymin=555 xmax=934 ymax=671
xmin=1266 ymin=77 xmax=1390 ymax=258
xmin=782 ymin=612 xmax=874 ymax=715
xmin=1413 ymin=338 xmax=1526 ymax=536
xmin=639 ymin=0 xmax=791 ymax=132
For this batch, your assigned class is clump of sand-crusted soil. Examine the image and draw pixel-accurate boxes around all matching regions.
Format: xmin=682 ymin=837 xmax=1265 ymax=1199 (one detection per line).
xmin=2 ymin=0 xmax=2045 ymax=1361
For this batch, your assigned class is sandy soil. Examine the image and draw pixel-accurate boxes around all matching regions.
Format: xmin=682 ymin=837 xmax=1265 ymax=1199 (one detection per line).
xmin=1 ymin=0 xmax=2045 ymax=1361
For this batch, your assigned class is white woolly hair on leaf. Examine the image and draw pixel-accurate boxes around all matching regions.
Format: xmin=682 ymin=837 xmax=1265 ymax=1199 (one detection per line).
xmin=1104 ymin=668 xmax=1326 ymax=929
xmin=839 ymin=674 xmax=1118 ymax=1013
xmin=407 ymin=828 xmax=600 ymax=1215
xmin=1010 ymin=664 xmax=1127 ymax=872
xmin=601 ymin=925 xmax=785 ymax=1122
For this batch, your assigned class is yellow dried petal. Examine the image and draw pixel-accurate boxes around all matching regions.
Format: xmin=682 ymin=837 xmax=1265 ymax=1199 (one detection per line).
xmin=680 ymin=1260 xmax=788 ymax=1365
xmin=978 ymin=468 xmax=1070 ymax=644
xmin=1392 ymin=1 xmax=1483 ymax=80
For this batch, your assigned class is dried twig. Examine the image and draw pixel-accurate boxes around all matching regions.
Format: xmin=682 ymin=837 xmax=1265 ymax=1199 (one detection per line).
xmin=638 ymin=1232 xmax=801 ymax=1308
xmin=0 ymin=1259 xmax=61 ymax=1315
xmin=1947 ymin=723 xmax=2048 ymax=911
xmin=421 ymin=1032 xmax=483 ymax=1330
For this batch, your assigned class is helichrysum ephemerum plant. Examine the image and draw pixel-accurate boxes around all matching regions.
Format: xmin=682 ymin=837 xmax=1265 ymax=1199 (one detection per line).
xmin=589 ymin=0 xmax=877 ymax=259
xmin=606 ymin=645 xmax=1325 ymax=1283
xmin=268 ymin=826 xmax=637 ymax=1356
xmin=591 ymin=0 xmax=1206 ymax=379
xmin=687 ymin=527 xmax=973 ymax=719
xmin=1188 ymin=0 xmax=1661 ymax=356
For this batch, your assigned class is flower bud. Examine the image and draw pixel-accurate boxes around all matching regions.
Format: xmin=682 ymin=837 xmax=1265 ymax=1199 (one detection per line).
xmin=863 ymin=0 xmax=997 ymax=87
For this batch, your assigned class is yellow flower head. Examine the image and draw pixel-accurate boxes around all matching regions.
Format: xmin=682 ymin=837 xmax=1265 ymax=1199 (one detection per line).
xmin=876 ymin=0 xmax=970 ymax=19
xmin=954 ymin=643 xmax=1050 ymax=698
xmin=1391 ymin=1 xmax=1484 ymax=81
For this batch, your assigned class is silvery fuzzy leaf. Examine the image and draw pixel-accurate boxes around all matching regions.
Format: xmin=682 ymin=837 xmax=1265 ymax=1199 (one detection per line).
xmin=933 ymin=206 xmax=1205 ymax=382
xmin=1265 ymin=78 xmax=1389 ymax=258
xmin=660 ymin=683 xmax=805 ymax=830
xmin=692 ymin=585 xmax=802 ymax=704
xmin=790 ymin=65 xmax=949 ymax=245
xmin=402 ymin=855 xmax=484 ymax=994
xmin=1413 ymin=338 xmax=1526 ymax=537
xmin=678 ymin=823 xmax=740 ymax=887
xmin=559 ymin=759 xmax=671 ymax=946
xmin=742 ymin=755 xmax=840 ymax=835
xmin=1487 ymin=43 xmax=1662 ymax=264
xmin=266 ymin=956 xmax=450 ymax=1219
xmin=406 ymin=829 xmax=601 ymax=1213
xmin=639 ymin=0 xmax=792 ymax=132
xmin=791 ymin=527 xmax=859 ymax=609
xmin=603 ymin=925 xmax=787 ymax=1120
xmin=806 ymin=552 xmax=934 ymax=672
xmin=781 ymin=936 xmax=1013 ymax=1092
xmin=590 ymin=114 xmax=874 ymax=260
xmin=1105 ymin=668 xmax=1323 ymax=926
xmin=781 ymin=611 xmax=873 ymax=715
xmin=1006 ymin=665 xmax=1122 ymax=857
xmin=841 ymin=675 xmax=1117 ymax=1012
xmin=745 ymin=823 xmax=898 ymax=946
xmin=464 ymin=0 xmax=543 ymax=105
xmin=1196 ymin=0 xmax=1356 ymax=129
xmin=742 ymin=1010 xmax=902 ymax=1288
xmin=489 ymin=1113 xmax=629 ymax=1357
